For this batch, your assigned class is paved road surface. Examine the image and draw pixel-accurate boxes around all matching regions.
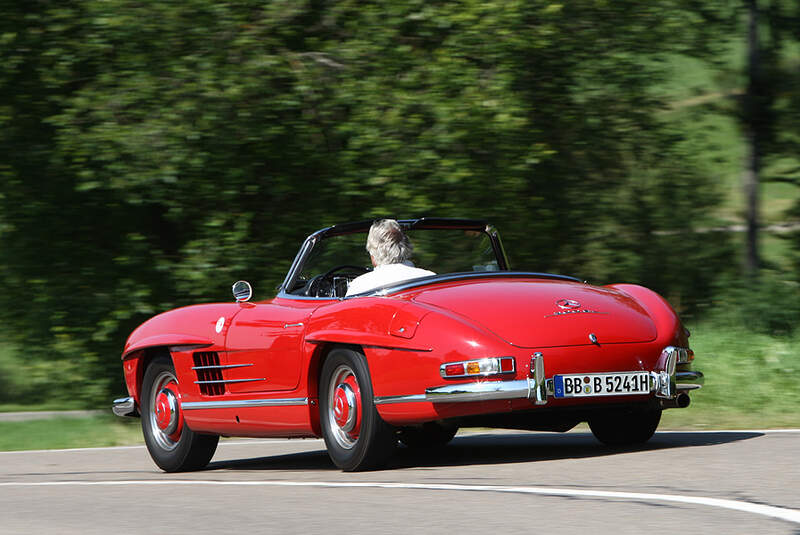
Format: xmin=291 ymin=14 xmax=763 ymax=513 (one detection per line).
xmin=1 ymin=429 xmax=798 ymax=534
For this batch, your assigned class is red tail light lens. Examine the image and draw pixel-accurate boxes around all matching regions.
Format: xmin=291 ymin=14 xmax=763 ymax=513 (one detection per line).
xmin=440 ymin=357 xmax=515 ymax=378
xmin=444 ymin=363 xmax=466 ymax=377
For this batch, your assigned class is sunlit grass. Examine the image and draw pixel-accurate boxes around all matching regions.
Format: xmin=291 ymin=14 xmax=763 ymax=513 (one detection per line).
xmin=0 ymin=416 xmax=143 ymax=451
xmin=661 ymin=322 xmax=800 ymax=430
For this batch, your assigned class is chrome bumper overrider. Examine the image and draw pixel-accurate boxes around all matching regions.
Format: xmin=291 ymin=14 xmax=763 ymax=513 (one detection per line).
xmin=374 ymin=351 xmax=704 ymax=406
xmin=675 ymin=371 xmax=705 ymax=391
xmin=112 ymin=396 xmax=139 ymax=418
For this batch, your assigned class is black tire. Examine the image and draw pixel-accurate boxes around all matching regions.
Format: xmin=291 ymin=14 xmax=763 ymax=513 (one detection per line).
xmin=141 ymin=353 xmax=219 ymax=472
xmin=398 ymin=422 xmax=459 ymax=449
xmin=589 ymin=408 xmax=662 ymax=446
xmin=319 ymin=348 xmax=396 ymax=471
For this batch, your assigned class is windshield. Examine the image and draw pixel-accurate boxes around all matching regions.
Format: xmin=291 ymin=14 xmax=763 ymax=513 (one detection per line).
xmin=285 ymin=228 xmax=500 ymax=297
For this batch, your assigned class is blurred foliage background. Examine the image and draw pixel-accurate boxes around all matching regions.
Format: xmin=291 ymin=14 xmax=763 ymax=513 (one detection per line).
xmin=0 ymin=0 xmax=799 ymax=409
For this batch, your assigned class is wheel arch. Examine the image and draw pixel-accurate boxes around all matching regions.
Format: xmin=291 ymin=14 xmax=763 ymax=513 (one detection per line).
xmin=306 ymin=342 xmax=366 ymax=436
xmin=123 ymin=346 xmax=174 ymax=409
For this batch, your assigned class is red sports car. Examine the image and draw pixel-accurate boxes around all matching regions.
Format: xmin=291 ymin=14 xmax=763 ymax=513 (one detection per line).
xmin=113 ymin=218 xmax=703 ymax=471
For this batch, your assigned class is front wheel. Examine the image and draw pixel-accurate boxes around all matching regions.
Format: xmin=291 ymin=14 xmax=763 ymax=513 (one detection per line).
xmin=589 ymin=408 xmax=662 ymax=446
xmin=141 ymin=353 xmax=219 ymax=472
xmin=319 ymin=348 xmax=396 ymax=471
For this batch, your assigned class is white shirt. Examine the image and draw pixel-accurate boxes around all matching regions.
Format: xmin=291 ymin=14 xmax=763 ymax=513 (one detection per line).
xmin=345 ymin=262 xmax=436 ymax=296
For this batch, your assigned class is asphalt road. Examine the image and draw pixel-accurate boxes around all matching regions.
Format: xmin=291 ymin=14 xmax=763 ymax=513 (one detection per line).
xmin=1 ymin=429 xmax=798 ymax=534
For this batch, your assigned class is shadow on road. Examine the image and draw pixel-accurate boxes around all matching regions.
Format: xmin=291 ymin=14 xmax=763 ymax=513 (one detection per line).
xmin=393 ymin=431 xmax=763 ymax=469
xmin=204 ymin=430 xmax=763 ymax=472
xmin=206 ymin=449 xmax=336 ymax=471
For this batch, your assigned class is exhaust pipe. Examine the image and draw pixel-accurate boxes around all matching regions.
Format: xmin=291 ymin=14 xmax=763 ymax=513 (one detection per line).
xmin=660 ymin=393 xmax=691 ymax=409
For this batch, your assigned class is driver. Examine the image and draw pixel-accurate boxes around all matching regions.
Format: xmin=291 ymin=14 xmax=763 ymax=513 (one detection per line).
xmin=345 ymin=219 xmax=435 ymax=296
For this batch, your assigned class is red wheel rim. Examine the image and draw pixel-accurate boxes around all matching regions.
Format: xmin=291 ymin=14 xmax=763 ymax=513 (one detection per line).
xmin=148 ymin=373 xmax=184 ymax=450
xmin=327 ymin=365 xmax=362 ymax=449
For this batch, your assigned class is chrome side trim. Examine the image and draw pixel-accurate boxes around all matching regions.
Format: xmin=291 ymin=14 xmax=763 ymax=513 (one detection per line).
xmin=305 ymin=340 xmax=432 ymax=353
xmin=111 ymin=396 xmax=139 ymax=418
xmin=284 ymin=322 xmax=304 ymax=328
xmin=191 ymin=363 xmax=253 ymax=370
xmin=363 ymin=344 xmax=433 ymax=353
xmin=169 ymin=344 xmax=213 ymax=352
xmin=373 ymin=394 xmax=427 ymax=405
xmin=194 ymin=378 xmax=266 ymax=384
xmin=182 ymin=397 xmax=309 ymax=410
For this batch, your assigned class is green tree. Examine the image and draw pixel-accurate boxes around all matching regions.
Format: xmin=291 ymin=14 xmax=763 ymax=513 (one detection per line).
xmin=0 ymin=0 xmax=736 ymax=404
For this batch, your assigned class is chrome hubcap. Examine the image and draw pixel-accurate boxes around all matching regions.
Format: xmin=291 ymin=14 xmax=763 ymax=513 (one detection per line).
xmin=148 ymin=370 xmax=182 ymax=451
xmin=333 ymin=383 xmax=357 ymax=432
xmin=154 ymin=387 xmax=179 ymax=435
xmin=327 ymin=365 xmax=361 ymax=449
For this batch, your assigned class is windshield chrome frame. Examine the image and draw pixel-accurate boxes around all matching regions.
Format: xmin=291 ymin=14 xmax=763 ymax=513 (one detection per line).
xmin=277 ymin=218 xmax=511 ymax=299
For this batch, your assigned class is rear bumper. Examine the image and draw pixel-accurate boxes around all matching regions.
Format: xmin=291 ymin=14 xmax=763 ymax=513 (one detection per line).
xmin=675 ymin=370 xmax=704 ymax=391
xmin=112 ymin=396 xmax=139 ymax=418
xmin=374 ymin=369 xmax=703 ymax=406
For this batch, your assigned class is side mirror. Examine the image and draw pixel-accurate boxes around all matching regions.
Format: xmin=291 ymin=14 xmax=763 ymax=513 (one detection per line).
xmin=232 ymin=280 xmax=253 ymax=302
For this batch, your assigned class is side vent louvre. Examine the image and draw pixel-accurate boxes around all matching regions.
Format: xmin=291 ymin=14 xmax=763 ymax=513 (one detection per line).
xmin=193 ymin=352 xmax=226 ymax=396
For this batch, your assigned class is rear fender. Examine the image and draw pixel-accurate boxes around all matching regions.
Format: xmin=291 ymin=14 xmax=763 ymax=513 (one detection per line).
xmin=606 ymin=284 xmax=685 ymax=347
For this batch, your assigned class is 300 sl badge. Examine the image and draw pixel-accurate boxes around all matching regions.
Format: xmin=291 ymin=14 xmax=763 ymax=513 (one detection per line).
xmin=546 ymin=299 xmax=605 ymax=318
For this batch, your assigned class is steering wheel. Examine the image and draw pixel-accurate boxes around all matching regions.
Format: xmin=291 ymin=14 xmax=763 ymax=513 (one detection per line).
xmin=304 ymin=264 xmax=370 ymax=297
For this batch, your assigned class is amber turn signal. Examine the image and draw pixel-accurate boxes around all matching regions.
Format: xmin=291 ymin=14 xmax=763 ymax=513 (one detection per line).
xmin=440 ymin=357 xmax=516 ymax=378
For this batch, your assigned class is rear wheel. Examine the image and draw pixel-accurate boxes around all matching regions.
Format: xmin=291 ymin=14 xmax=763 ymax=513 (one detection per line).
xmin=320 ymin=348 xmax=396 ymax=471
xmin=398 ymin=422 xmax=458 ymax=449
xmin=589 ymin=408 xmax=661 ymax=446
xmin=141 ymin=353 xmax=218 ymax=472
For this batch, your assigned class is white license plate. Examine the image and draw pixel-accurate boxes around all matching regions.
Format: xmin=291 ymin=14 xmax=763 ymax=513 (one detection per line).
xmin=553 ymin=372 xmax=651 ymax=398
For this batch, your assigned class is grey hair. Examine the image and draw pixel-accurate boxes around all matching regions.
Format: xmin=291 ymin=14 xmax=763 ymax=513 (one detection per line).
xmin=366 ymin=219 xmax=413 ymax=266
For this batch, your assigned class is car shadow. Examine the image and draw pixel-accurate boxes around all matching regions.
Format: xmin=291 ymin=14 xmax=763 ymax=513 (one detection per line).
xmin=390 ymin=430 xmax=763 ymax=469
xmin=203 ymin=430 xmax=763 ymax=472
xmin=206 ymin=448 xmax=336 ymax=471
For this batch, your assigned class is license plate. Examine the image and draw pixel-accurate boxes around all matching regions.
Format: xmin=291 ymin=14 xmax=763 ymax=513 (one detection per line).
xmin=553 ymin=372 xmax=651 ymax=398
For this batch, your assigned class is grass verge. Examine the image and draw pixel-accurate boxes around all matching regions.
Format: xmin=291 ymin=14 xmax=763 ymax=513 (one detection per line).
xmin=661 ymin=321 xmax=800 ymax=430
xmin=0 ymin=416 xmax=143 ymax=451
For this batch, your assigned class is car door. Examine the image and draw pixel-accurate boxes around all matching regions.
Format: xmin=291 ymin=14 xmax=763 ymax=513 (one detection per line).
xmin=222 ymin=302 xmax=311 ymax=394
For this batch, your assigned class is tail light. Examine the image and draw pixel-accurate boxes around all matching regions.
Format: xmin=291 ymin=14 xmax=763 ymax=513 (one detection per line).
xmin=440 ymin=357 xmax=516 ymax=378
xmin=676 ymin=347 xmax=693 ymax=363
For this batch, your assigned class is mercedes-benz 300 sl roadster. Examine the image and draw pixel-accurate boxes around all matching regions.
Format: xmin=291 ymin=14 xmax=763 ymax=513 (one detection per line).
xmin=112 ymin=218 xmax=703 ymax=472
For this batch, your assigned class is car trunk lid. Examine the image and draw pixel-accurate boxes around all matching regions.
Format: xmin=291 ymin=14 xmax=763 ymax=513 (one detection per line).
xmin=412 ymin=278 xmax=656 ymax=348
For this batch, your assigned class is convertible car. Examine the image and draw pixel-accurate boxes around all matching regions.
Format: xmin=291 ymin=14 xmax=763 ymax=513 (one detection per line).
xmin=113 ymin=218 xmax=704 ymax=472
